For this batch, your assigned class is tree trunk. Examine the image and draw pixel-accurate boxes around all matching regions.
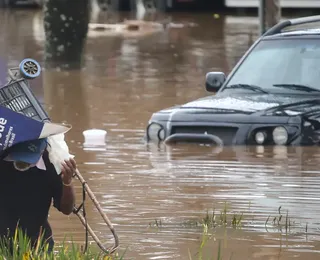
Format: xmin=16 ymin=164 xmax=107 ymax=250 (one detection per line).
xmin=265 ymin=0 xmax=281 ymax=30
xmin=43 ymin=0 xmax=90 ymax=70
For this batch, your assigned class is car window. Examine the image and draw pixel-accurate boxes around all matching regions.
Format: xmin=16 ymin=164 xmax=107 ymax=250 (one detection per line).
xmin=222 ymin=38 xmax=320 ymax=94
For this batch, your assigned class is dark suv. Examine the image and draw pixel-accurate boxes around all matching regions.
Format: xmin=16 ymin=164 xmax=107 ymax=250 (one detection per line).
xmin=145 ymin=15 xmax=320 ymax=146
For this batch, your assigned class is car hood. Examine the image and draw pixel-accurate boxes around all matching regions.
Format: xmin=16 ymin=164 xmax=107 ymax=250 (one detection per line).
xmin=158 ymin=94 xmax=320 ymax=116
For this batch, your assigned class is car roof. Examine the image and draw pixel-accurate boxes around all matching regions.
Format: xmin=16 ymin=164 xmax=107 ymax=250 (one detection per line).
xmin=263 ymin=28 xmax=320 ymax=40
xmin=260 ymin=15 xmax=320 ymax=40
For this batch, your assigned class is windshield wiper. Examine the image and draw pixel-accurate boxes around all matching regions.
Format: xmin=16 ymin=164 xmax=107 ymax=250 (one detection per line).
xmin=227 ymin=84 xmax=269 ymax=94
xmin=273 ymin=83 xmax=320 ymax=93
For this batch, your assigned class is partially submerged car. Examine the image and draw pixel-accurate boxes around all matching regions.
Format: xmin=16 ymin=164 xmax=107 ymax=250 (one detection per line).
xmin=146 ymin=15 xmax=320 ymax=146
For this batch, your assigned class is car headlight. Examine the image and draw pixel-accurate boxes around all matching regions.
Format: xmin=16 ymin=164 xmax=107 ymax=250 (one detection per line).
xmin=255 ymin=131 xmax=266 ymax=144
xmin=272 ymin=126 xmax=288 ymax=145
xmin=147 ymin=123 xmax=165 ymax=141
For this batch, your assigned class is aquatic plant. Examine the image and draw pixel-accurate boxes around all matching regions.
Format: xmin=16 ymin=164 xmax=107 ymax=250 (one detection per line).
xmin=147 ymin=205 xmax=311 ymax=259
xmin=265 ymin=206 xmax=299 ymax=234
xmin=182 ymin=203 xmax=243 ymax=229
xmin=0 ymin=227 xmax=125 ymax=260
xmin=202 ymin=204 xmax=243 ymax=229
xmin=148 ymin=218 xmax=163 ymax=228
xmin=188 ymin=223 xmax=226 ymax=260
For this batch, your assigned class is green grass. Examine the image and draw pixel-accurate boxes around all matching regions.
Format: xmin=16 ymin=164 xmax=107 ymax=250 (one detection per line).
xmin=2 ymin=205 xmax=306 ymax=260
xmin=202 ymin=203 xmax=243 ymax=229
xmin=188 ymin=223 xmax=226 ymax=260
xmin=0 ymin=227 xmax=125 ymax=260
xmin=186 ymin=204 xmax=308 ymax=260
xmin=181 ymin=203 xmax=243 ymax=230
xmin=179 ymin=204 xmax=306 ymax=236
xmin=264 ymin=206 xmax=303 ymax=234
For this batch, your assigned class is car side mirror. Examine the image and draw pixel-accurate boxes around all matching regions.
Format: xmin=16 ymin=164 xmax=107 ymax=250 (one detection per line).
xmin=205 ymin=72 xmax=226 ymax=92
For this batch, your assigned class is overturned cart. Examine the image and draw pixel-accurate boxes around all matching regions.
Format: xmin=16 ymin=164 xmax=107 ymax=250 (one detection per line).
xmin=0 ymin=58 xmax=119 ymax=255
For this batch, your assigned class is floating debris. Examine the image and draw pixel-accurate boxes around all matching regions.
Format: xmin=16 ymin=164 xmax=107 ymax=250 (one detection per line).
xmin=88 ymin=20 xmax=165 ymax=38
xmin=83 ymin=129 xmax=107 ymax=150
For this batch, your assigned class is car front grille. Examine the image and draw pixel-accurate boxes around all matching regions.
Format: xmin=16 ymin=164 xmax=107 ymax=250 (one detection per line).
xmin=170 ymin=126 xmax=238 ymax=145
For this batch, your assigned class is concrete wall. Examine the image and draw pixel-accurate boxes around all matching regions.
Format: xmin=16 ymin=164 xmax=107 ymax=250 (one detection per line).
xmin=225 ymin=0 xmax=320 ymax=8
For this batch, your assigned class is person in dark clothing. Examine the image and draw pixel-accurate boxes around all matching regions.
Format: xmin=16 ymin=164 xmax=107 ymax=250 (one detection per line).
xmin=0 ymin=148 xmax=76 ymax=252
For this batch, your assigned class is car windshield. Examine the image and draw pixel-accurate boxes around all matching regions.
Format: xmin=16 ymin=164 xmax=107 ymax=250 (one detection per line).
xmin=222 ymin=38 xmax=320 ymax=94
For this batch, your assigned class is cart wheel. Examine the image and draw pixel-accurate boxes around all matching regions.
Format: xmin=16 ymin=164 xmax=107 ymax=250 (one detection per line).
xmin=19 ymin=59 xmax=41 ymax=79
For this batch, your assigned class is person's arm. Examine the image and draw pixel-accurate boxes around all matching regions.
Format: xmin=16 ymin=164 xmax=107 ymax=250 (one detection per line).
xmin=59 ymin=158 xmax=77 ymax=215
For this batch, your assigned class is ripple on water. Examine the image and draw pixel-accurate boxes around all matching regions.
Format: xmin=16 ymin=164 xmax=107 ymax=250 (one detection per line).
xmin=68 ymin=138 xmax=320 ymax=259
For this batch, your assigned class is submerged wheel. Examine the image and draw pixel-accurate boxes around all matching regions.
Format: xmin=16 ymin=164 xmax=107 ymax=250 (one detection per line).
xmin=19 ymin=58 xmax=41 ymax=79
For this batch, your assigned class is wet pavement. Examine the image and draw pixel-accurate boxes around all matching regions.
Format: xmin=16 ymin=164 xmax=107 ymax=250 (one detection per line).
xmin=1 ymin=8 xmax=320 ymax=260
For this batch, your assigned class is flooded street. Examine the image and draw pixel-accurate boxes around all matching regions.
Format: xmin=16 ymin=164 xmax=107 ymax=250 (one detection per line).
xmin=1 ymin=8 xmax=320 ymax=259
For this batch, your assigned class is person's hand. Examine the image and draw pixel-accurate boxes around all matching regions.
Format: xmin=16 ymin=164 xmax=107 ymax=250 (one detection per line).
xmin=61 ymin=158 xmax=77 ymax=186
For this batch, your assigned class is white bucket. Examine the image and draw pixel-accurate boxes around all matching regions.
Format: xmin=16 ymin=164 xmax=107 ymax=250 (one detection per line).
xmin=83 ymin=129 xmax=107 ymax=148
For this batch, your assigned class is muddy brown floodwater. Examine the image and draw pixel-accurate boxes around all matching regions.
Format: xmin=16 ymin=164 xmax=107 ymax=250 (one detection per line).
xmin=1 ymin=8 xmax=320 ymax=260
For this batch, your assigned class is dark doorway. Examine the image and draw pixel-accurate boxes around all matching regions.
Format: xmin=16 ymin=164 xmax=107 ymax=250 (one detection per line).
xmin=168 ymin=0 xmax=225 ymax=12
